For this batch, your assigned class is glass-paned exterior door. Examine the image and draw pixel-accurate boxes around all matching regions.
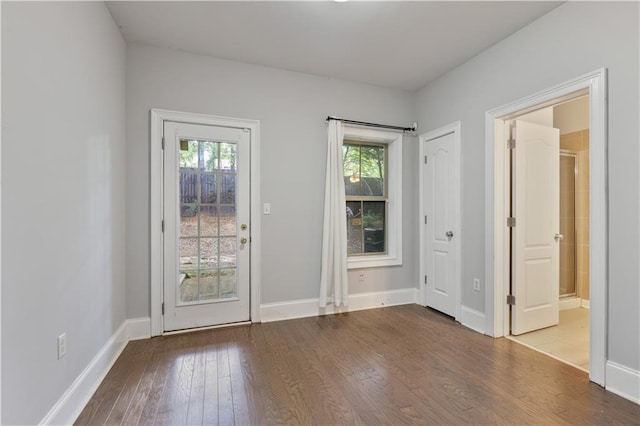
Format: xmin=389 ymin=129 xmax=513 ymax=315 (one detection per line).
xmin=163 ymin=121 xmax=250 ymax=331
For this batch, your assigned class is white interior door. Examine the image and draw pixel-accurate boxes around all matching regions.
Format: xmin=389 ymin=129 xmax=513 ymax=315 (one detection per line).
xmin=163 ymin=121 xmax=250 ymax=331
xmin=423 ymin=132 xmax=459 ymax=318
xmin=512 ymin=120 xmax=560 ymax=335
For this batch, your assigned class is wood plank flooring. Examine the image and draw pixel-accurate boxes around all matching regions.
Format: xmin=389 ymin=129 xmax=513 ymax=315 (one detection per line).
xmin=75 ymin=305 xmax=640 ymax=425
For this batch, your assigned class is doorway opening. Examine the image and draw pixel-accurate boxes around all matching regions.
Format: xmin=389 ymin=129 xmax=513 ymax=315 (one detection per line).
xmin=485 ymin=68 xmax=607 ymax=386
xmin=150 ymin=109 xmax=262 ymax=336
xmin=506 ymin=96 xmax=591 ymax=372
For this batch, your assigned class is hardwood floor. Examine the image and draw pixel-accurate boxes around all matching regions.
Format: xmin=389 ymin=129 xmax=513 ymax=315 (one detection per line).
xmin=76 ymin=305 xmax=640 ymax=425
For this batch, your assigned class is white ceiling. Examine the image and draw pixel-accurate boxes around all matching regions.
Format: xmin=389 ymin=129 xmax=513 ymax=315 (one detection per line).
xmin=106 ymin=1 xmax=563 ymax=91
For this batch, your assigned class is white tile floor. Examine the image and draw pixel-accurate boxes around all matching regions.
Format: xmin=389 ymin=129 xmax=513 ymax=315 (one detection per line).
xmin=508 ymin=307 xmax=589 ymax=372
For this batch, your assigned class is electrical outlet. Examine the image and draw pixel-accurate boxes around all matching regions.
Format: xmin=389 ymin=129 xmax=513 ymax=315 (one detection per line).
xmin=263 ymin=203 xmax=271 ymax=215
xmin=57 ymin=333 xmax=66 ymax=359
xmin=358 ymin=272 xmax=365 ymax=282
xmin=473 ymin=278 xmax=481 ymax=292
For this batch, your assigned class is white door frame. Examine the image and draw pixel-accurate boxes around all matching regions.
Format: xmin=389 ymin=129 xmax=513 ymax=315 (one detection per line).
xmin=150 ymin=109 xmax=261 ymax=336
xmin=484 ymin=69 xmax=607 ymax=385
xmin=419 ymin=121 xmax=462 ymax=321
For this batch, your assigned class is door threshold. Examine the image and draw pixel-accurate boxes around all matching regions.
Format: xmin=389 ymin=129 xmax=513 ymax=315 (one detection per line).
xmin=163 ymin=320 xmax=252 ymax=336
xmin=506 ymin=335 xmax=588 ymax=373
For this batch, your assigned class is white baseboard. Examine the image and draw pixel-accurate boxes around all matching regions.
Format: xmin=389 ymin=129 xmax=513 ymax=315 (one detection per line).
xmin=40 ymin=318 xmax=151 ymax=425
xmin=559 ymin=297 xmax=582 ymax=311
xmin=260 ymin=288 xmax=418 ymax=323
xmin=126 ymin=317 xmax=151 ymax=341
xmin=460 ymin=305 xmax=487 ymax=334
xmin=558 ymin=298 xmax=590 ymax=311
xmin=605 ymin=360 xmax=640 ymax=404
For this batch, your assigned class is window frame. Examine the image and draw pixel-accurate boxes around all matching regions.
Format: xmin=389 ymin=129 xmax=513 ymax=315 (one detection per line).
xmin=342 ymin=125 xmax=403 ymax=269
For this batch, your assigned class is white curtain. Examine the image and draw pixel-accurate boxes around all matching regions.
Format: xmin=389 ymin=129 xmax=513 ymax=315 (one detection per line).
xmin=319 ymin=120 xmax=349 ymax=308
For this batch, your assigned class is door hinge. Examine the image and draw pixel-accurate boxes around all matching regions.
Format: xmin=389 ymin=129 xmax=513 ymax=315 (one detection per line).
xmin=161 ymin=302 xmax=165 ymax=315
xmin=161 ymin=136 xmax=165 ymax=150
xmin=424 ymin=275 xmax=428 ymax=285
xmin=507 ymin=138 xmax=516 ymax=149
xmin=507 ymin=294 xmax=516 ymax=305
xmin=424 ymin=215 xmax=427 ymax=225
xmin=161 ymin=220 xmax=164 ymax=232
xmin=507 ymin=217 xmax=516 ymax=227
xmin=424 ymin=155 xmax=428 ymax=164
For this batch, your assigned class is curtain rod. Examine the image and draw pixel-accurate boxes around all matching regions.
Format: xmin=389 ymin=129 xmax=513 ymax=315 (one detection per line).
xmin=326 ymin=116 xmax=417 ymax=133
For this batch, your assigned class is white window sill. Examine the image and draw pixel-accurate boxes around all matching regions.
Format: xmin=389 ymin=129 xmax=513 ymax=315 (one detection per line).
xmin=347 ymin=255 xmax=402 ymax=270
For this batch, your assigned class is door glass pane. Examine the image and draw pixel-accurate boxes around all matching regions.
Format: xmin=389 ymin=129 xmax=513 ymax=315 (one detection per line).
xmin=179 ymin=238 xmax=198 ymax=273
xmin=219 ymin=268 xmax=237 ymax=298
xmin=219 ymin=237 xmax=237 ymax=268
xmin=179 ymin=272 xmax=199 ymax=303
xmin=180 ymin=205 xmax=198 ymax=237
xmin=200 ymin=174 xmax=217 ymax=203
xmin=199 ymin=238 xmax=218 ymax=270
xmin=179 ymin=140 xmax=198 ymax=168
xmin=199 ymin=205 xmax=218 ymax=237
xmin=198 ymin=270 xmax=219 ymax=300
xmin=220 ymin=142 xmax=237 ymax=170
xmin=178 ymin=139 xmax=239 ymax=304
xmin=220 ymin=174 xmax=236 ymax=204
xmin=180 ymin=172 xmax=198 ymax=203
xmin=199 ymin=141 xmax=217 ymax=172
xmin=219 ymin=206 xmax=236 ymax=236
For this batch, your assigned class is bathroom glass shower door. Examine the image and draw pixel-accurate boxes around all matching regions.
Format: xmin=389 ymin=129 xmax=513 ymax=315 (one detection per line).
xmin=559 ymin=152 xmax=577 ymax=297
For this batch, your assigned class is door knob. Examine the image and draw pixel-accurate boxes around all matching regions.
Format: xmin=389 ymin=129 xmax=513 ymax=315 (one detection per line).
xmin=446 ymin=231 xmax=454 ymax=240
xmin=554 ymin=233 xmax=564 ymax=241
xmin=240 ymin=237 xmax=248 ymax=244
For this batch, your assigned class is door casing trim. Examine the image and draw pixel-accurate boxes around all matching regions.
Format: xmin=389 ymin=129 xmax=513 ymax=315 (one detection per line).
xmin=150 ymin=109 xmax=261 ymax=336
xmin=419 ymin=121 xmax=462 ymax=321
xmin=484 ymin=69 xmax=607 ymax=386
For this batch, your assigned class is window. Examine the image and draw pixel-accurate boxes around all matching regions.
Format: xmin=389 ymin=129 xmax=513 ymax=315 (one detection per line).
xmin=342 ymin=126 xmax=402 ymax=269
xmin=344 ymin=142 xmax=387 ymax=255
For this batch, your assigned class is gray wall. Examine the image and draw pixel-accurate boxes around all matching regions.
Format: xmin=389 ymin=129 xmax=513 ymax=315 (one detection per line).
xmin=125 ymin=44 xmax=418 ymax=318
xmin=415 ymin=1 xmax=639 ymax=370
xmin=1 ymin=3 xmax=126 ymax=424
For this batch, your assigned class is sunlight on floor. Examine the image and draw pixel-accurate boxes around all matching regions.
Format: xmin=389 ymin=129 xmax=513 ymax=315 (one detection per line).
xmin=508 ymin=308 xmax=589 ymax=372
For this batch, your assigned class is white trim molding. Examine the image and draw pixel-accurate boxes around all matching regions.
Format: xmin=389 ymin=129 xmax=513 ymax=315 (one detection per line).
xmin=0 ymin=2 xmax=4 ymax=420
xmin=418 ymin=121 xmax=462 ymax=322
xmin=484 ymin=69 xmax=608 ymax=386
xmin=39 ymin=319 xmax=149 ymax=425
xmin=260 ymin=288 xmax=418 ymax=323
xmin=558 ymin=298 xmax=590 ymax=311
xmin=605 ymin=361 xmax=640 ymax=404
xmin=126 ymin=317 xmax=152 ymax=341
xmin=150 ymin=109 xmax=261 ymax=336
xmin=460 ymin=305 xmax=486 ymax=334
xmin=559 ymin=297 xmax=582 ymax=311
